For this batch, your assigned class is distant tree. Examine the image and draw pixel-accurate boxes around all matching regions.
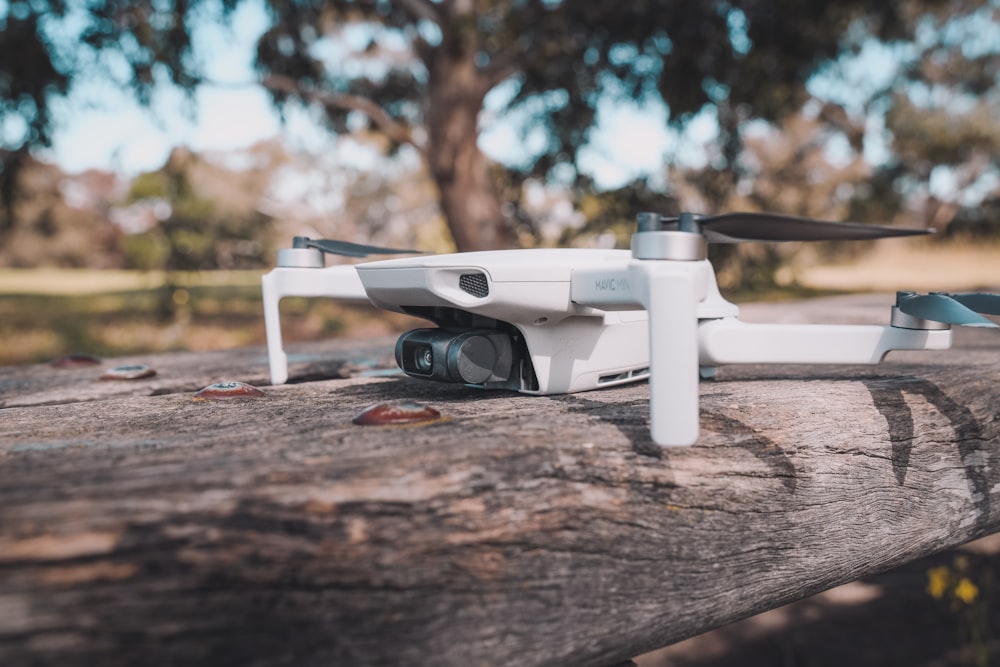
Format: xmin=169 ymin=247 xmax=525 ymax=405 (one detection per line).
xmin=122 ymin=147 xmax=274 ymax=272
xmin=0 ymin=0 xmax=218 ymax=232
xmin=120 ymin=146 xmax=275 ymax=318
xmin=261 ymin=131 xmax=451 ymax=252
xmin=883 ymin=91 xmax=1000 ymax=232
xmin=812 ymin=1 xmax=1000 ymax=233
xmin=0 ymin=156 xmax=125 ymax=268
xmin=251 ymin=0 xmax=922 ymax=249
xmin=2 ymin=0 xmax=995 ymax=252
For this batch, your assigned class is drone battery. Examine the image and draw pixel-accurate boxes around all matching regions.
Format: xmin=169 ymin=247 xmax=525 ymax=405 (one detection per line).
xmin=396 ymin=329 xmax=515 ymax=386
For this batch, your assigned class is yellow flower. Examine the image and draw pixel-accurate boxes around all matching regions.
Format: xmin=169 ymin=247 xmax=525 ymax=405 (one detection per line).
xmin=954 ymin=578 xmax=979 ymax=605
xmin=927 ymin=566 xmax=950 ymax=599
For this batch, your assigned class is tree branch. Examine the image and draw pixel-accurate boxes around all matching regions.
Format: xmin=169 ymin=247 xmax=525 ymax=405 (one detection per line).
xmin=262 ymin=74 xmax=426 ymax=154
xmin=396 ymin=0 xmax=442 ymax=25
xmin=481 ymin=50 xmax=522 ymax=90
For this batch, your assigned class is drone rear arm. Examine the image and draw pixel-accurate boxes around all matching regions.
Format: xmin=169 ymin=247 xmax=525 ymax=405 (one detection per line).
xmin=698 ymin=319 xmax=953 ymax=366
xmin=262 ymin=265 xmax=371 ymax=384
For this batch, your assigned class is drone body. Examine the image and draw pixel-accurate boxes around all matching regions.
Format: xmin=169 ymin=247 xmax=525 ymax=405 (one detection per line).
xmin=262 ymin=213 xmax=996 ymax=447
xmin=356 ymin=249 xmax=741 ymax=395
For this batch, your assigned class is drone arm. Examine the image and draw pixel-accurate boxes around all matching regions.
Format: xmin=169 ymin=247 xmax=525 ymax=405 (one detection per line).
xmin=261 ymin=265 xmax=372 ymax=385
xmin=629 ymin=262 xmax=704 ymax=447
xmin=572 ymin=261 xmax=710 ymax=446
xmin=698 ymin=319 xmax=952 ymax=366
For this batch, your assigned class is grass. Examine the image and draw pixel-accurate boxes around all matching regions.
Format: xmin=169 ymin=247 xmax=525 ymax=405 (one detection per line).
xmin=0 ymin=270 xmax=413 ymax=366
xmin=0 ymin=268 xmax=262 ymax=295
xmin=795 ymin=238 xmax=1000 ymax=293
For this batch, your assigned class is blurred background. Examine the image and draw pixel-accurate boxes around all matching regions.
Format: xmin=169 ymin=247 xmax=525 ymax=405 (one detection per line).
xmin=1 ymin=0 xmax=998 ymax=366
xmin=2 ymin=1 xmax=1000 ymax=664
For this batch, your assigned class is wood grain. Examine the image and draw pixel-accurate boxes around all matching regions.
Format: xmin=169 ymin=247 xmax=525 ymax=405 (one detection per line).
xmin=0 ymin=337 xmax=399 ymax=408
xmin=1 ymin=294 xmax=998 ymax=666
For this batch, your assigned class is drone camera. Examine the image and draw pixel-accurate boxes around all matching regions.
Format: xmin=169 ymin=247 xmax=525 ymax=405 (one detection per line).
xmin=396 ymin=328 xmax=516 ymax=386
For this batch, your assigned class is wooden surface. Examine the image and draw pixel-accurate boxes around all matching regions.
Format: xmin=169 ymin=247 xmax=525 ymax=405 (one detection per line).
xmin=1 ymin=293 xmax=999 ymax=666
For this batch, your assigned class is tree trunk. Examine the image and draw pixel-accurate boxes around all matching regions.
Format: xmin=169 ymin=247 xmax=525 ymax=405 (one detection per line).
xmin=425 ymin=23 xmax=515 ymax=252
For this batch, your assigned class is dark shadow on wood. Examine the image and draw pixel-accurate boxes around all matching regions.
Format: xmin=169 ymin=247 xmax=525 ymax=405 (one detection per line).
xmin=863 ymin=381 xmax=915 ymax=485
xmin=864 ymin=376 xmax=992 ymax=530
xmin=701 ymin=412 xmax=797 ymax=492
xmin=553 ymin=395 xmax=797 ymax=491
xmin=552 ymin=394 xmax=662 ymax=458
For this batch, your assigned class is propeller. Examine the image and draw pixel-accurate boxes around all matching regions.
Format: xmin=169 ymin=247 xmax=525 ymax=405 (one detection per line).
xmin=896 ymin=291 xmax=1000 ymax=328
xmin=650 ymin=212 xmax=932 ymax=243
xmin=293 ymin=236 xmax=420 ymax=258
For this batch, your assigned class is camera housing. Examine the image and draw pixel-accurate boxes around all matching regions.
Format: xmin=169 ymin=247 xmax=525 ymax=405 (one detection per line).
xmin=396 ymin=328 xmax=521 ymax=389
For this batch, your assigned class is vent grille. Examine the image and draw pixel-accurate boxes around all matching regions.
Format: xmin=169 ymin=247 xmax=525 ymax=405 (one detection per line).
xmin=459 ymin=273 xmax=489 ymax=298
xmin=598 ymin=367 xmax=651 ymax=385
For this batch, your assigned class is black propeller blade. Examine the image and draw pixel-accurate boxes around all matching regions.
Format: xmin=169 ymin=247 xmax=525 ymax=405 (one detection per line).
xmin=655 ymin=212 xmax=932 ymax=243
xmin=896 ymin=292 xmax=1000 ymax=328
xmin=293 ymin=237 xmax=420 ymax=258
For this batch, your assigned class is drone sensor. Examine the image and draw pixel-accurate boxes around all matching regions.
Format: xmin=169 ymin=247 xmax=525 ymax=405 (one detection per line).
xmin=459 ymin=273 xmax=489 ymax=298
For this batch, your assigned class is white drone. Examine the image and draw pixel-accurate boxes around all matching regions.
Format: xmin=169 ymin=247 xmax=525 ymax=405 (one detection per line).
xmin=262 ymin=212 xmax=999 ymax=447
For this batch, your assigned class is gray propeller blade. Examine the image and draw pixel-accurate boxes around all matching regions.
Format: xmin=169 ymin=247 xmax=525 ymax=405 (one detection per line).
xmin=293 ymin=237 xmax=420 ymax=258
xmin=657 ymin=212 xmax=931 ymax=243
xmin=896 ymin=292 xmax=999 ymax=328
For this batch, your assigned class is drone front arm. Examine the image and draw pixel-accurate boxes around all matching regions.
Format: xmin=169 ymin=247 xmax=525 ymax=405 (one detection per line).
xmin=572 ymin=260 xmax=712 ymax=447
xmin=261 ymin=265 xmax=371 ymax=385
xmin=698 ymin=318 xmax=952 ymax=366
xmin=629 ymin=262 xmax=706 ymax=447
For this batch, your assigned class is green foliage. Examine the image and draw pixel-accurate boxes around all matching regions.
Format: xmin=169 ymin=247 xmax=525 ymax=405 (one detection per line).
xmin=124 ymin=200 xmax=270 ymax=273
xmin=927 ymin=555 xmax=996 ymax=667
xmin=121 ymin=232 xmax=168 ymax=272
xmin=121 ymin=149 xmax=274 ymax=275
xmin=888 ymin=94 xmax=1000 ymax=168
xmin=0 ymin=7 xmax=70 ymax=148
xmin=948 ymin=197 xmax=1000 ymax=240
xmin=128 ymin=172 xmax=171 ymax=201
xmin=567 ymin=180 xmax=680 ymax=248
xmin=1 ymin=0 xmax=997 ymax=255
xmin=0 ymin=0 xmax=239 ymax=228
xmin=858 ymin=3 xmax=1000 ymax=232
xmin=252 ymin=0 xmax=915 ymax=185
xmin=113 ymin=147 xmax=272 ymax=317
xmin=0 ymin=5 xmax=69 ymax=226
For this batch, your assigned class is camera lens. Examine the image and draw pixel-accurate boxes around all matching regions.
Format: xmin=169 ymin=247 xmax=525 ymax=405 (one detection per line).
xmin=452 ymin=336 xmax=496 ymax=384
xmin=396 ymin=328 xmax=519 ymax=388
xmin=413 ymin=345 xmax=433 ymax=373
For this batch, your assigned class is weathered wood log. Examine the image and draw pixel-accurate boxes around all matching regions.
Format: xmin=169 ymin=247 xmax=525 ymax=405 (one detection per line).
xmin=0 ymin=337 xmax=399 ymax=408
xmin=1 ymin=294 xmax=999 ymax=666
